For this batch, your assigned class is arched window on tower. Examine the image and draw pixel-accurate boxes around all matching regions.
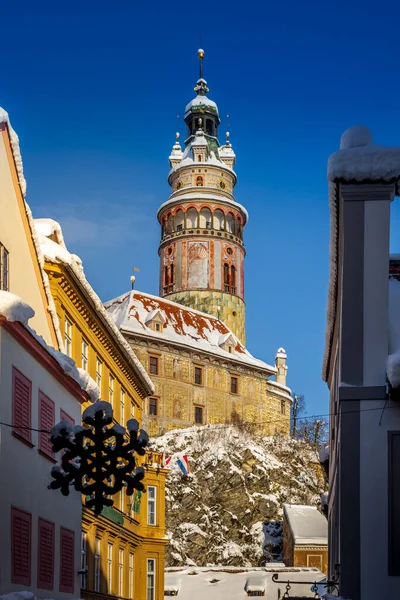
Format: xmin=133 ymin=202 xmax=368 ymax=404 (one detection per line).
xmin=226 ymin=212 xmax=235 ymax=233
xmin=231 ymin=265 xmax=236 ymax=294
xmin=175 ymin=209 xmax=184 ymax=232
xmin=213 ymin=209 xmax=225 ymax=231
xmin=224 ymin=263 xmax=230 ymax=292
xmin=199 ymin=207 xmax=212 ymax=230
xmin=186 ymin=207 xmax=198 ymax=229
xmin=236 ymin=217 xmax=242 ymax=239
xmin=165 ymin=213 xmax=173 ymax=235
xmin=163 ymin=262 xmax=175 ymax=294
xmin=197 ymin=155 xmax=202 ymax=162
xmin=196 ymin=176 xmax=204 ymax=186
xmin=206 ymin=119 xmax=214 ymax=136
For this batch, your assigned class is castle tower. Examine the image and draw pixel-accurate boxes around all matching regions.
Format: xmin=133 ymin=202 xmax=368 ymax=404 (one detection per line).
xmin=157 ymin=49 xmax=247 ymax=343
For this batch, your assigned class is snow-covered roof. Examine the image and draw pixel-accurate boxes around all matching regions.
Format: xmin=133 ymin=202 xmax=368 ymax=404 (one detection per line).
xmin=164 ymin=567 xmax=325 ymax=599
xmin=323 ymin=126 xmax=400 ymax=381
xmin=0 ymin=107 xmax=27 ymax=197
xmin=0 ymin=107 xmax=63 ymax=348
xmin=283 ymin=504 xmax=328 ymax=546
xmin=0 ymin=290 xmax=99 ymax=401
xmin=33 ymin=221 xmax=155 ymax=397
xmin=184 ymin=94 xmax=219 ymax=118
xmin=104 ymin=290 xmax=277 ymax=374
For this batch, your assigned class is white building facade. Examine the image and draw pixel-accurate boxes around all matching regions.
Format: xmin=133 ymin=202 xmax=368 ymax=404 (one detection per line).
xmin=323 ymin=126 xmax=400 ymax=600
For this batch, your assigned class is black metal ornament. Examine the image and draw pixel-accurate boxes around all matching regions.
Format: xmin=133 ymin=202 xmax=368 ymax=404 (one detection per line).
xmin=48 ymin=401 xmax=149 ymax=515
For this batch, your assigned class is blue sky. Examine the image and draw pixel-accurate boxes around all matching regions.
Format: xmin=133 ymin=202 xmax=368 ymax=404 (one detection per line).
xmin=3 ymin=0 xmax=400 ymax=418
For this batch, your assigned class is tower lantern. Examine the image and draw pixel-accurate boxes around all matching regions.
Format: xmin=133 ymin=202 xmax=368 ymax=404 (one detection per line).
xmin=157 ymin=49 xmax=247 ymax=343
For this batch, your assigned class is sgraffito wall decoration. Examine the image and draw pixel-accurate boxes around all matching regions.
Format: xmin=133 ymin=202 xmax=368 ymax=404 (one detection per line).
xmin=188 ymin=241 xmax=209 ymax=289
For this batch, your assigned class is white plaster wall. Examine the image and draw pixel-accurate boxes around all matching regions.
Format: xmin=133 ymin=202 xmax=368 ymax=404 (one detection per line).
xmin=0 ymin=328 xmax=82 ymax=598
xmin=360 ymin=398 xmax=400 ymax=600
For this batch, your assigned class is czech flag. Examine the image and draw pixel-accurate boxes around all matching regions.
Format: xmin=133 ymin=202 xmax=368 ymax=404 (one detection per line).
xmin=176 ymin=454 xmax=190 ymax=476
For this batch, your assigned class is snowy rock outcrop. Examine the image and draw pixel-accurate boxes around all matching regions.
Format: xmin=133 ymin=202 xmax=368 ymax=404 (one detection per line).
xmin=151 ymin=425 xmax=325 ymax=567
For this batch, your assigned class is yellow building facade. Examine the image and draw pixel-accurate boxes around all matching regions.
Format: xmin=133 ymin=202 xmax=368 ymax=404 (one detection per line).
xmin=105 ymin=291 xmax=292 ymax=437
xmin=34 ymin=221 xmax=168 ymax=600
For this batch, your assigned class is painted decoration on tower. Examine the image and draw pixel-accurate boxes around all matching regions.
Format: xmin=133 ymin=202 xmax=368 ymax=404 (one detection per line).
xmin=188 ymin=241 xmax=209 ymax=289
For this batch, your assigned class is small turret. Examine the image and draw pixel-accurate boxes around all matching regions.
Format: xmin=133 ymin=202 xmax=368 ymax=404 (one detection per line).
xmin=169 ymin=132 xmax=183 ymax=168
xmin=275 ymin=347 xmax=288 ymax=386
xmin=219 ymin=131 xmax=236 ymax=169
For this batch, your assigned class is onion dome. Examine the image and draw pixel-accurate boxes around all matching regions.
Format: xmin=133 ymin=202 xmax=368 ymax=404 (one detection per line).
xmin=184 ymin=49 xmax=221 ymax=138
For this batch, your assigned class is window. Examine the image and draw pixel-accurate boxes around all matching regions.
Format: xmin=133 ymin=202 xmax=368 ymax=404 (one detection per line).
xmin=12 ymin=366 xmax=32 ymax=445
xmin=109 ymin=374 xmax=114 ymax=407
xmin=80 ymin=532 xmax=87 ymax=589
xmin=155 ymin=322 xmax=161 ymax=331
xmin=129 ymin=553 xmax=134 ymax=599
xmin=60 ymin=409 xmax=75 ymax=426
xmin=107 ymin=543 xmax=113 ymax=594
xmin=64 ymin=318 xmax=72 ymax=357
xmin=0 ymin=242 xmax=9 ymax=291
xmin=195 ymin=406 xmax=203 ymax=424
xmin=149 ymin=398 xmax=157 ymax=416
xmin=11 ymin=507 xmax=31 ymax=585
xmin=130 ymin=397 xmax=135 ymax=420
xmin=59 ymin=527 xmax=74 ymax=593
xmin=231 ymin=265 xmax=236 ymax=294
xmin=194 ymin=366 xmax=203 ymax=385
xmin=94 ymin=538 xmax=101 ymax=592
xmin=281 ymin=399 xmax=286 ymax=415
xmin=81 ymin=339 xmax=88 ymax=371
xmin=224 ymin=263 xmax=230 ymax=292
xmin=147 ymin=559 xmax=156 ymax=600
xmin=149 ymin=356 xmax=159 ymax=375
xmin=38 ymin=392 xmax=55 ymax=460
xmin=118 ymin=549 xmax=124 ymax=597
xmin=230 ymin=376 xmax=238 ymax=395
xmin=37 ymin=518 xmax=55 ymax=590
xmin=120 ymin=387 xmax=125 ymax=422
xmin=147 ymin=486 xmax=157 ymax=525
xmin=96 ymin=358 xmax=102 ymax=389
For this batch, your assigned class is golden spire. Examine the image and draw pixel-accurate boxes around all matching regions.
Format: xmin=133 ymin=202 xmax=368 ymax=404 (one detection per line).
xmin=198 ymin=48 xmax=205 ymax=80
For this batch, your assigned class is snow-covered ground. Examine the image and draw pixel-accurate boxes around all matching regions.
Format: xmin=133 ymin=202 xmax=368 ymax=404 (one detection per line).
xmin=152 ymin=425 xmax=325 ymax=566
xmin=164 ymin=566 xmax=326 ymax=599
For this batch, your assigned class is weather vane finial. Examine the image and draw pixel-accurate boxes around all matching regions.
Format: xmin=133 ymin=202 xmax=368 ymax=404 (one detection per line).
xmin=198 ymin=48 xmax=205 ymax=80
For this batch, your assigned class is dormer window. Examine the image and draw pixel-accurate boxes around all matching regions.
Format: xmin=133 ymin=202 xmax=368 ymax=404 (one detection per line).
xmin=145 ymin=309 xmax=166 ymax=333
xmin=218 ymin=332 xmax=237 ymax=354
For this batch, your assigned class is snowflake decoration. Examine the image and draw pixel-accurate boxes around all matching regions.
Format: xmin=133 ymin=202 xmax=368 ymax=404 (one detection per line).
xmin=48 ymin=401 xmax=149 ymax=515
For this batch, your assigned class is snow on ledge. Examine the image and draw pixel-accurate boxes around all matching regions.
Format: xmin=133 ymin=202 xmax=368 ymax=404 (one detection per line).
xmin=0 ymin=106 xmax=27 ymax=196
xmin=0 ymin=290 xmax=99 ymax=401
xmin=0 ymin=291 xmax=35 ymax=325
xmin=328 ymin=125 xmax=400 ymax=183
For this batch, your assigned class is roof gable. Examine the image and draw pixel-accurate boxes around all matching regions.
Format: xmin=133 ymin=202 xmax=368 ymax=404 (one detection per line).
xmin=0 ymin=108 xmax=59 ymax=347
